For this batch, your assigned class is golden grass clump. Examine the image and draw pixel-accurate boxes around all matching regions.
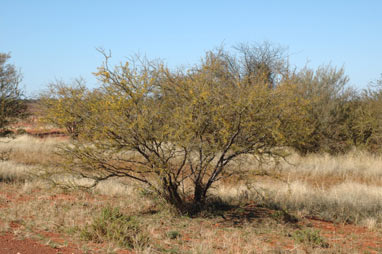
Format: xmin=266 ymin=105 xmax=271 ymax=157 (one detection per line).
xmin=0 ymin=135 xmax=66 ymax=165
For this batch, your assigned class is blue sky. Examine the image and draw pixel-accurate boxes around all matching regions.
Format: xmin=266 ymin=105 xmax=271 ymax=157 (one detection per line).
xmin=1 ymin=0 xmax=381 ymax=96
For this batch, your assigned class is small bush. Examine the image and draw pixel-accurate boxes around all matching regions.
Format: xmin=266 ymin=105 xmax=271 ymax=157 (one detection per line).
xmin=291 ymin=228 xmax=329 ymax=248
xmin=0 ymin=149 xmax=11 ymax=162
xmin=167 ymin=230 xmax=181 ymax=239
xmin=16 ymin=128 xmax=27 ymax=135
xmin=80 ymin=206 xmax=149 ymax=249
xmin=0 ymin=129 xmax=13 ymax=137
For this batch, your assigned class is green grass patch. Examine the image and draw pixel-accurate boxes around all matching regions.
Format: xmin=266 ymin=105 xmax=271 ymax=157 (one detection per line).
xmin=291 ymin=228 xmax=329 ymax=248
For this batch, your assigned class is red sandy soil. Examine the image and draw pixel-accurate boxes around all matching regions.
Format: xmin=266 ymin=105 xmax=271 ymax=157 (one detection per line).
xmin=0 ymin=218 xmax=83 ymax=254
xmin=1 ymin=176 xmax=382 ymax=253
xmin=1 ymin=196 xmax=382 ymax=253
xmin=0 ymin=191 xmax=131 ymax=254
xmin=215 ymin=203 xmax=382 ymax=253
xmin=0 ymin=221 xmax=131 ymax=254
xmin=0 ymin=233 xmax=81 ymax=254
xmin=309 ymin=218 xmax=382 ymax=252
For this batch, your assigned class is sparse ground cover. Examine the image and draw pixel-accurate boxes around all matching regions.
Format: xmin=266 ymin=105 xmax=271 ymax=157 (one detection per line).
xmin=0 ymin=135 xmax=381 ymax=253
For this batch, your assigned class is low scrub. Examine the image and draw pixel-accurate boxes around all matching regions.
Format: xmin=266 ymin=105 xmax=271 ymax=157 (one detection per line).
xmin=80 ymin=206 xmax=150 ymax=249
xmin=291 ymin=228 xmax=329 ymax=248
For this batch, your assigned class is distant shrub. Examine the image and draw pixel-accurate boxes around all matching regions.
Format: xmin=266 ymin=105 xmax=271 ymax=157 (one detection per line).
xmin=281 ymin=65 xmax=356 ymax=155
xmin=0 ymin=129 xmax=13 ymax=137
xmin=167 ymin=230 xmax=181 ymax=239
xmin=39 ymin=79 xmax=97 ymax=139
xmin=16 ymin=128 xmax=27 ymax=135
xmin=0 ymin=53 xmax=27 ymax=130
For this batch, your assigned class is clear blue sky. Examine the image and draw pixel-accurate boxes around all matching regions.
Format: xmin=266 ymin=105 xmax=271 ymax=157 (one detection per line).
xmin=1 ymin=0 xmax=381 ymax=97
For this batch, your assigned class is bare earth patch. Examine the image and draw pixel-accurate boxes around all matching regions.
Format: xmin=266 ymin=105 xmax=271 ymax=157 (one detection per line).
xmin=0 ymin=233 xmax=81 ymax=254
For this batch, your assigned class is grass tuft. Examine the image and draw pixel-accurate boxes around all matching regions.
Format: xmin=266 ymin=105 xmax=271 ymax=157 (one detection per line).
xmin=80 ymin=206 xmax=150 ymax=249
xmin=291 ymin=228 xmax=329 ymax=248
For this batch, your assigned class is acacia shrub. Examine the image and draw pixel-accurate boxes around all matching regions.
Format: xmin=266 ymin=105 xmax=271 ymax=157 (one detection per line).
xmin=351 ymin=78 xmax=382 ymax=152
xmin=60 ymin=49 xmax=301 ymax=214
xmin=46 ymin=45 xmax=382 ymax=213
xmin=39 ymin=79 xmax=102 ymax=138
xmin=282 ymin=66 xmax=356 ymax=155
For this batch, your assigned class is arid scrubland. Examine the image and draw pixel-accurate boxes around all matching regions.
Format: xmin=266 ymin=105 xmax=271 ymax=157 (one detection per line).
xmin=0 ymin=135 xmax=382 ymax=253
xmin=2 ymin=44 xmax=382 ymax=253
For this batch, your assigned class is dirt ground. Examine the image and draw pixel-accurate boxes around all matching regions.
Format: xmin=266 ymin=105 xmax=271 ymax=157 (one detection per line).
xmin=0 ymin=233 xmax=81 ymax=254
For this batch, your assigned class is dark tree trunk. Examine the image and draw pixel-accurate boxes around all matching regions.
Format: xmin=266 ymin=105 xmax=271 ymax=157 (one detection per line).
xmin=193 ymin=182 xmax=206 ymax=205
xmin=162 ymin=178 xmax=185 ymax=213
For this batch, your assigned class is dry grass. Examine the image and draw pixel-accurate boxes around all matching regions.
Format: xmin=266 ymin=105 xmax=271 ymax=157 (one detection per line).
xmin=214 ymin=180 xmax=382 ymax=225
xmin=1 ymin=136 xmax=382 ymax=253
xmin=0 ymin=135 xmax=65 ymax=166
xmin=282 ymin=150 xmax=382 ymax=186
xmin=0 ymin=161 xmax=36 ymax=182
xmin=213 ymin=150 xmax=382 ymax=226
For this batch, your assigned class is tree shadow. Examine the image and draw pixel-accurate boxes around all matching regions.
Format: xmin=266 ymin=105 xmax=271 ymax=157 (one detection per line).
xmin=197 ymin=197 xmax=299 ymax=227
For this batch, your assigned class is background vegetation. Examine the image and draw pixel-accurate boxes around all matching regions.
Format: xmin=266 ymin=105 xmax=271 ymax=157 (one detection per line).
xmin=37 ymin=43 xmax=382 ymax=215
xmin=0 ymin=53 xmax=27 ymax=133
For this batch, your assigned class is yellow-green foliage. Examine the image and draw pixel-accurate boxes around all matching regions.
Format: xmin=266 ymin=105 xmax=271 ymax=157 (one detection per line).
xmin=351 ymin=80 xmax=382 ymax=152
xmin=41 ymin=45 xmax=382 ymax=212
xmin=281 ymin=65 xmax=356 ymax=154
xmin=58 ymin=47 xmax=310 ymax=213
xmin=39 ymin=79 xmax=101 ymax=138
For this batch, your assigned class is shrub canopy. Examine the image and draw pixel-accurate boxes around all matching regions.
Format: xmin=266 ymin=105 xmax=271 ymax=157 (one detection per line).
xmin=40 ymin=44 xmax=382 ymax=213
xmin=0 ymin=53 xmax=26 ymax=130
xmin=56 ymin=47 xmax=310 ymax=213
